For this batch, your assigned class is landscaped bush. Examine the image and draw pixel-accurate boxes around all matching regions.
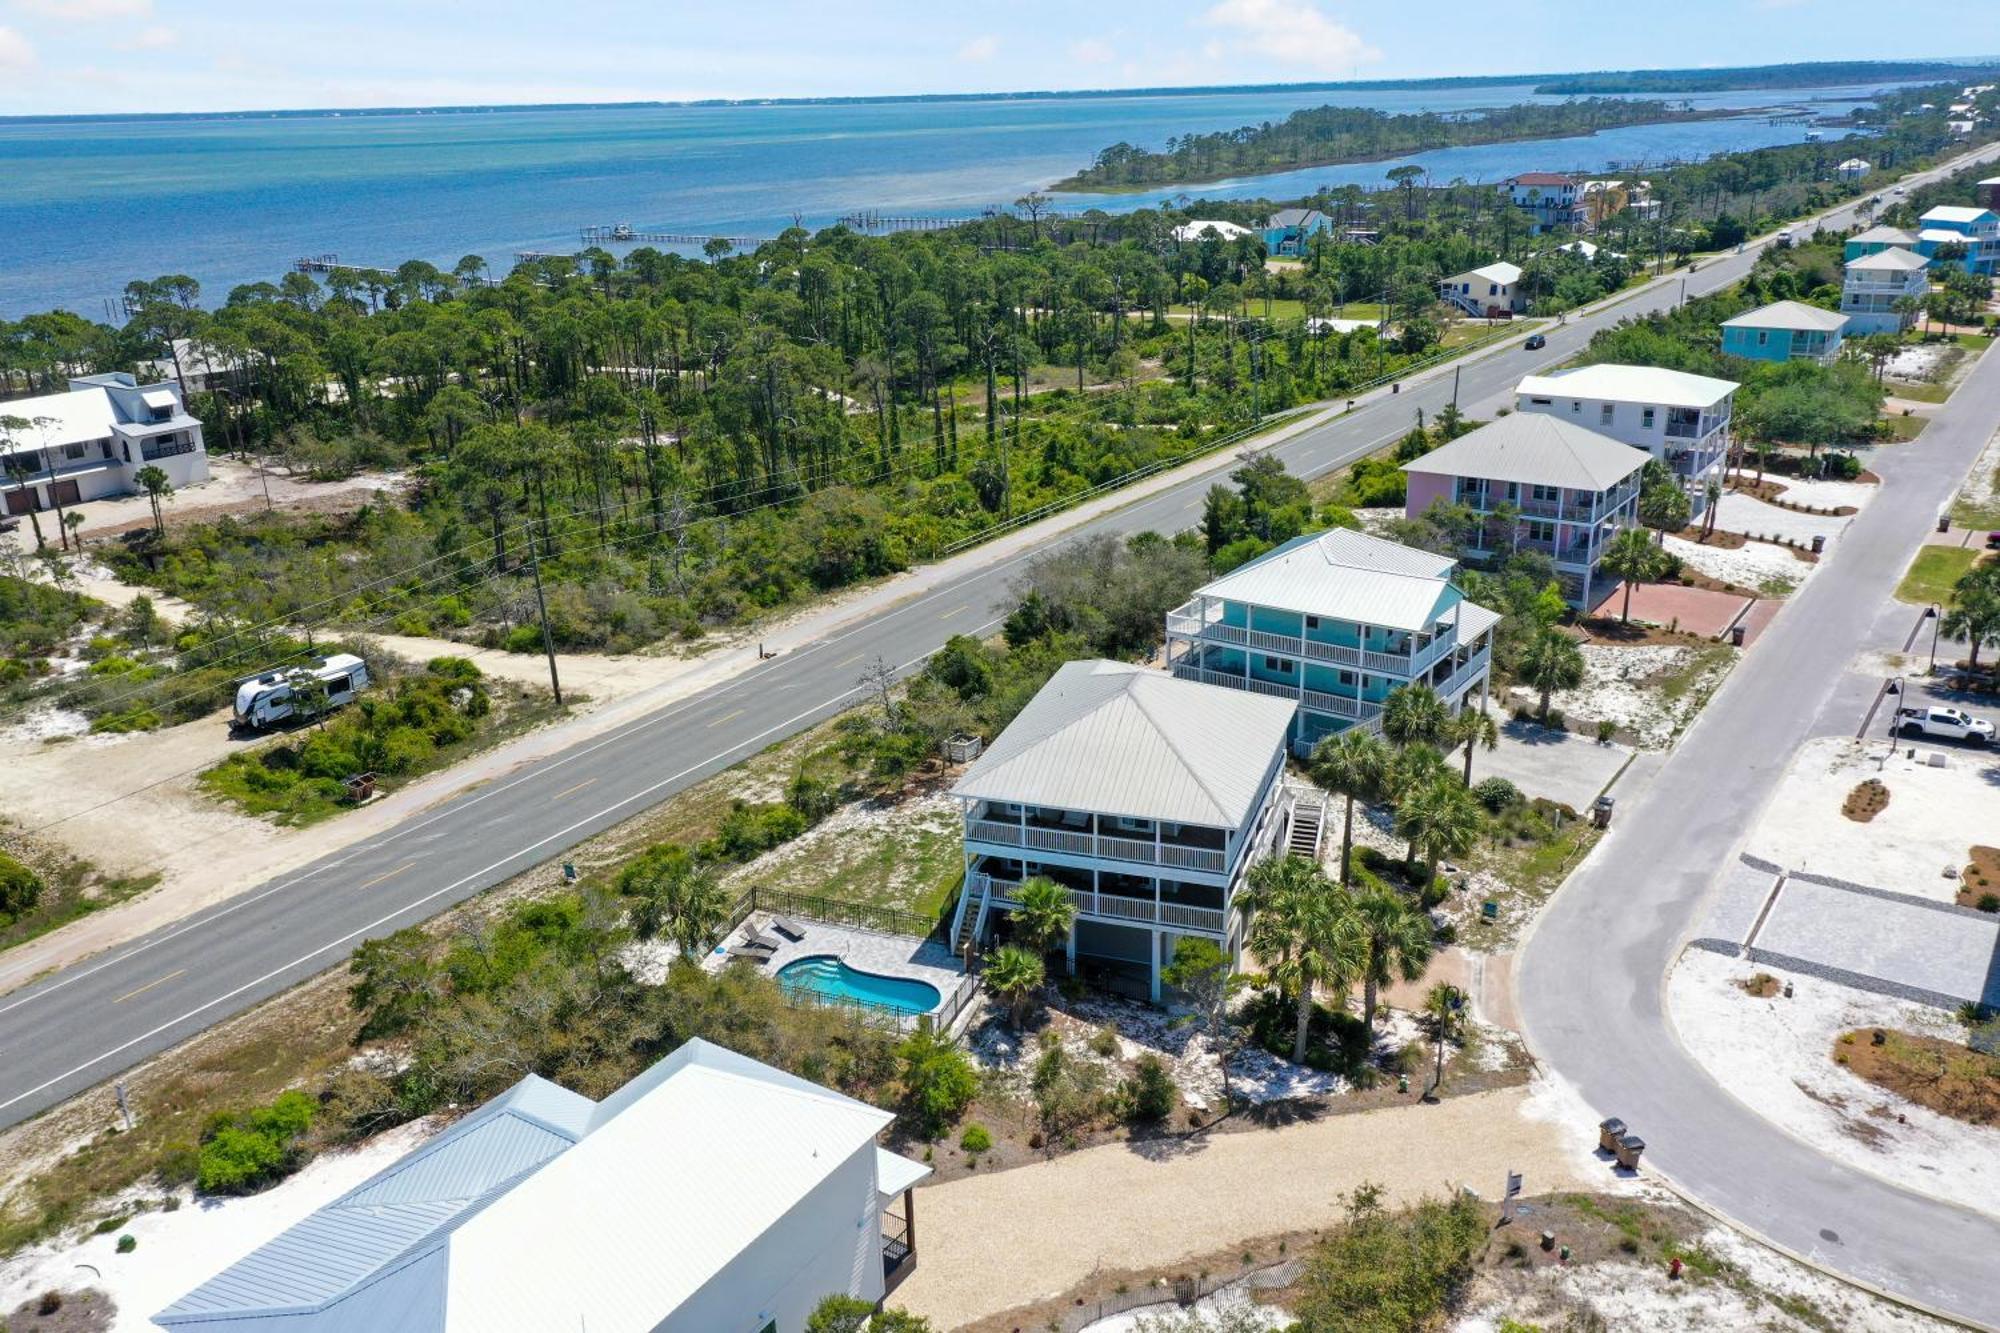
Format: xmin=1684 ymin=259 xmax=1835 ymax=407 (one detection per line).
xmin=1295 ymin=1184 xmax=1489 ymax=1329
xmin=1242 ymin=988 xmax=1372 ymax=1077
xmin=702 ymin=801 xmax=810 ymax=860
xmin=1122 ymin=1053 xmax=1178 ymax=1123
xmin=196 ymin=1090 xmax=317 ymax=1195
xmin=0 ymin=851 xmax=43 ymax=921
xmin=1471 ymin=777 xmax=1520 ymax=813
xmin=958 ymin=1122 xmax=992 ymax=1154
xmin=897 ymin=1028 xmax=979 ymax=1138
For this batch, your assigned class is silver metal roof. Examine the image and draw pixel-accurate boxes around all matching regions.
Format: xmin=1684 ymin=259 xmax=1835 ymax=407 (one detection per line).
xmin=951 ymin=660 xmax=1293 ymax=829
xmin=1846 ymin=247 xmax=1930 ymax=272
xmin=1195 ymin=528 xmax=1462 ymax=632
xmin=1517 ymin=364 xmax=1738 ymax=410
xmin=1720 ymin=300 xmax=1850 ymax=334
xmin=1401 ymin=414 xmax=1649 ymax=492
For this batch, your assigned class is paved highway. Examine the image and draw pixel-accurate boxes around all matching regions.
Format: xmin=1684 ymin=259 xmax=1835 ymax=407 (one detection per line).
xmin=1517 ymin=258 xmax=2000 ymax=1319
xmin=1 ymin=143 xmax=1994 ymax=1147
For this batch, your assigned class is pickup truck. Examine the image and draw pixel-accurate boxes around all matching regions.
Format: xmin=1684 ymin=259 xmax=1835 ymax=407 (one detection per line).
xmin=1896 ymin=706 xmax=1995 ymax=744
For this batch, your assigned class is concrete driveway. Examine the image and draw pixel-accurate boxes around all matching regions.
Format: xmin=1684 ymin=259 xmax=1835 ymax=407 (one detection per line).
xmin=1476 ymin=718 xmax=1632 ymax=811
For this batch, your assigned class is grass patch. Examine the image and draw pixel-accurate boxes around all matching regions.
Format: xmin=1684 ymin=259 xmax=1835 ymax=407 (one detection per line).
xmin=1841 ymin=778 xmax=1890 ymax=823
xmin=1953 ymin=332 xmax=1994 ymax=352
xmin=1838 ymin=1027 xmax=2000 ymax=1126
xmin=1893 ymin=545 xmax=1981 ymax=605
xmin=1656 ymin=644 xmax=1737 ymax=705
xmin=1883 ymin=378 xmax=1951 ymax=404
xmin=1739 ymin=972 xmax=1780 ymax=998
xmin=721 ymin=789 xmax=964 ymax=920
xmin=0 ymin=830 xmax=160 ymax=955
xmin=1876 ymin=412 xmax=1929 ymax=442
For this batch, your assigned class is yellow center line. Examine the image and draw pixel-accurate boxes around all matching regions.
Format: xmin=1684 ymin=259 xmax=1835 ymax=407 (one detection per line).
xmin=357 ymin=861 xmax=418 ymax=890
xmin=113 ymin=969 xmax=186 ymax=1005
xmin=708 ymin=707 xmax=746 ymax=728
xmin=834 ymin=653 xmax=865 ymax=668
xmin=551 ymin=777 xmax=597 ymax=801
xmin=938 ymin=604 xmax=970 ymax=619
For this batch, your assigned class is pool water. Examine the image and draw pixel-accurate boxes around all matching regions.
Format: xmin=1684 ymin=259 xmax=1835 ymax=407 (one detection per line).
xmin=777 ymin=955 xmax=941 ymax=1016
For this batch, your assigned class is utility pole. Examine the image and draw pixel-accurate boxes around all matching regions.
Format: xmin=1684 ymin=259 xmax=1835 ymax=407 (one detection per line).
xmin=1450 ymin=364 xmax=1461 ymax=413
xmin=525 ymin=526 xmax=564 ymax=706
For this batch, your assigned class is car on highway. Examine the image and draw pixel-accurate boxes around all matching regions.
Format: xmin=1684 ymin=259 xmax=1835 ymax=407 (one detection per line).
xmin=1896 ymin=705 xmax=1995 ymax=744
xmin=1523 ymin=333 xmax=1547 ymax=350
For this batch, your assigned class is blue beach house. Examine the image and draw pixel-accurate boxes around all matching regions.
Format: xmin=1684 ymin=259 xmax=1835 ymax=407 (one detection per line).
xmin=1916 ymin=206 xmax=2000 ymax=276
xmin=1720 ymin=301 xmax=1849 ymax=364
xmin=1261 ymin=207 xmax=1331 ymax=256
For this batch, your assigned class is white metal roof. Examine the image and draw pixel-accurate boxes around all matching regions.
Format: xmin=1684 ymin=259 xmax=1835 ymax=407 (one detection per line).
xmin=0 ymin=385 xmax=124 ymax=450
xmin=1720 ymin=300 xmax=1849 ymax=334
xmin=443 ymin=1040 xmax=912 ymax=1333
xmin=1921 ymin=205 xmax=1997 ymax=225
xmin=1171 ymin=219 xmax=1251 ymax=242
xmin=876 ymin=1147 xmax=930 ymax=1197
xmin=1516 ymin=364 xmax=1737 ymax=410
xmin=1838 ymin=158 xmax=1871 ymax=169
xmin=1849 ymin=225 xmax=1916 ymax=244
xmin=950 ymin=660 xmax=1293 ymax=828
xmin=1846 ymin=247 xmax=1930 ymax=272
xmin=1455 ymin=602 xmax=1502 ymax=643
xmin=1401 ymin=414 xmax=1649 ymax=491
xmin=1197 ymin=527 xmax=1467 ymax=634
xmin=1461 ymin=261 xmax=1523 ymax=286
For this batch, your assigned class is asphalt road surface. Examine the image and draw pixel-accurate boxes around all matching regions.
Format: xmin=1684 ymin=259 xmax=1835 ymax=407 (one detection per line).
xmin=1 ymin=142 xmax=1995 ymax=1182
xmin=1516 ymin=301 xmax=2000 ymax=1319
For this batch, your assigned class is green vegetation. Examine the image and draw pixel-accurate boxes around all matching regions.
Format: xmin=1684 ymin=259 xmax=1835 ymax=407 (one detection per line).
xmin=0 ymin=831 xmax=159 ymax=953
xmin=806 ymin=1294 xmax=935 ymax=1333
xmin=197 ymin=657 xmax=531 ymax=823
xmin=0 ymin=851 xmax=40 ymax=922
xmin=1294 ymin=1183 xmax=1489 ymax=1329
xmin=187 ymin=1090 xmax=317 ymax=1195
xmin=1058 ymin=99 xmax=1714 ymax=190
xmin=1537 ymin=60 xmax=2000 ymax=94
xmin=897 ymin=1027 xmax=980 ymax=1139
xmin=1895 ymin=546 xmax=1981 ymax=606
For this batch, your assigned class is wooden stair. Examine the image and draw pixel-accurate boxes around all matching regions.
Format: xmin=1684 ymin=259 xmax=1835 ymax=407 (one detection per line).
xmin=1287 ymin=793 xmax=1327 ymax=861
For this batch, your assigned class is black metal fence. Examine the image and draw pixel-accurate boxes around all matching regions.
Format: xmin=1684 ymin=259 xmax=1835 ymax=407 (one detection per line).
xmin=726 ymin=885 xmax=946 ymax=943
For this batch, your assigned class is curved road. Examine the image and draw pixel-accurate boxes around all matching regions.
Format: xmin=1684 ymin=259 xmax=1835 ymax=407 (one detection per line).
xmin=1516 ymin=270 xmax=2000 ymax=1317
xmin=2 ymin=148 xmax=1997 ymax=1286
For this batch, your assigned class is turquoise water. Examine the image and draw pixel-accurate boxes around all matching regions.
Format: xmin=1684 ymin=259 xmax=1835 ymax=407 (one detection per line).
xmin=778 ymin=955 xmax=942 ymax=1016
xmin=0 ymin=80 xmax=1902 ymax=316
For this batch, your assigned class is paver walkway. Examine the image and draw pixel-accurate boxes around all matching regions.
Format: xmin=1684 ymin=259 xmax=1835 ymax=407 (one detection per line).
xmin=1590 ymin=581 xmax=1748 ymax=637
xmin=889 ymin=1086 xmax=1590 ymax=1329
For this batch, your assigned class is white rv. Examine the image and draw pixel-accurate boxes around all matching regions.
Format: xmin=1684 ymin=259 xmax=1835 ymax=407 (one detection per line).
xmin=232 ymin=654 xmax=370 ymax=730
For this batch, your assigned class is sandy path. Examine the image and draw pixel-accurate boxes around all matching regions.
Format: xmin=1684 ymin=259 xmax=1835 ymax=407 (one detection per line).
xmin=890 ymin=1085 xmax=1591 ymax=1329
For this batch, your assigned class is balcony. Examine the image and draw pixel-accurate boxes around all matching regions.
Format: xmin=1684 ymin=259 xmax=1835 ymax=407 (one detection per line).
xmin=965 ymin=817 xmax=1228 ymax=874
xmin=1301 ymin=687 xmax=1381 ymax=721
xmin=970 ymin=872 xmax=1228 ymax=934
xmin=1168 ymin=599 xmax=1450 ymax=679
xmin=1431 ymin=650 xmax=1492 ymax=701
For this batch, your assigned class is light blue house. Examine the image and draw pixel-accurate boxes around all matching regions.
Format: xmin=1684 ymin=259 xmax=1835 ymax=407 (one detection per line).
xmin=1164 ymin=527 xmax=1499 ymax=757
xmin=153 ymin=1040 xmax=931 ymax=1333
xmin=1916 ymin=205 xmax=2000 ymax=276
xmin=1261 ymin=207 xmax=1331 ymax=256
xmin=1843 ymin=225 xmax=1918 ymax=264
xmin=1720 ymin=300 xmax=1849 ymax=364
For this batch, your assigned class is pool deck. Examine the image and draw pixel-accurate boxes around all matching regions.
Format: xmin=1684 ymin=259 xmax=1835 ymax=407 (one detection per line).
xmin=716 ymin=914 xmax=967 ymax=1016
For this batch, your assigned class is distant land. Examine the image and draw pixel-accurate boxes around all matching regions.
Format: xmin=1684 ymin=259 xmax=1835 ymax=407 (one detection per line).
xmin=4 ymin=58 xmax=1996 ymax=125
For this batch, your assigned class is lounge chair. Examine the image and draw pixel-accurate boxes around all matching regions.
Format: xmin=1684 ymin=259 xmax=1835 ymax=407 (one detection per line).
xmin=726 ymin=944 xmax=773 ymax=964
xmin=740 ymin=922 xmax=782 ymax=953
xmin=770 ymin=915 xmax=807 ymax=942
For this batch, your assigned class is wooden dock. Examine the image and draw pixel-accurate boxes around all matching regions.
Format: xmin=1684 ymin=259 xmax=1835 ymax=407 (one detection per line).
xmin=578 ymin=225 xmax=777 ymax=249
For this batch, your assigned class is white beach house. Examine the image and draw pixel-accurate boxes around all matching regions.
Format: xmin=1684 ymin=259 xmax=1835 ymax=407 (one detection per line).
xmin=1515 ymin=364 xmax=1735 ymax=515
xmin=0 ymin=373 xmax=208 ymax=517
xmin=1841 ymin=247 xmax=1930 ymax=334
xmin=950 ymin=660 xmax=1301 ymax=1001
xmin=154 ymin=1039 xmax=929 ymax=1333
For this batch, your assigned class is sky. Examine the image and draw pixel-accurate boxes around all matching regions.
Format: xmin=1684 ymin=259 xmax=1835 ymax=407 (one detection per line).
xmin=1 ymin=0 xmax=1997 ymax=116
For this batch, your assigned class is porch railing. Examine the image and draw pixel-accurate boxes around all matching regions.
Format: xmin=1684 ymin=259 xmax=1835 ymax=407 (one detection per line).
xmin=969 ymin=872 xmax=1226 ymax=933
xmin=966 ymin=821 xmax=1226 ymax=873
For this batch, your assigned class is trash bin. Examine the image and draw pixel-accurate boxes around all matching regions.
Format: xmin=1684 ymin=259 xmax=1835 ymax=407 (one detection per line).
xmin=1591 ymin=795 xmax=1615 ymax=829
xmin=1811 ymin=534 xmax=1825 ymax=554
xmin=1614 ymin=1134 xmax=1646 ymax=1170
xmin=1598 ymin=1118 xmax=1627 ymax=1153
xmin=1938 ymin=514 xmax=1951 ymax=533
xmin=1729 ymin=623 xmax=1747 ymax=647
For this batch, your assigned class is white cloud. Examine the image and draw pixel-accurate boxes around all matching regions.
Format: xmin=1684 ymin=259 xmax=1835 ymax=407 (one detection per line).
xmin=1069 ymin=38 xmax=1117 ymax=65
xmin=120 ymin=22 xmax=175 ymax=48
xmin=13 ymin=0 xmax=152 ymax=17
xmin=0 ymin=25 xmax=33 ymax=74
xmin=1199 ymin=0 xmax=1378 ymax=75
xmin=956 ymin=33 xmax=999 ymax=62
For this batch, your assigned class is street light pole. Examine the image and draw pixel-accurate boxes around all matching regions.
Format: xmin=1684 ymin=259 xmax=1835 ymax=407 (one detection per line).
xmin=1926 ymin=604 xmax=1942 ymax=673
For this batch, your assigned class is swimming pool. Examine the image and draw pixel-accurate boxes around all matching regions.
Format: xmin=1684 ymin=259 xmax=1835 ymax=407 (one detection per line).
xmin=777 ymin=955 xmax=942 ymax=1016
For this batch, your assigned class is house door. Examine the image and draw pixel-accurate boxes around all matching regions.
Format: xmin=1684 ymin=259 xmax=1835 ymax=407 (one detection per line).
xmin=5 ymin=488 xmax=38 ymax=515
xmin=52 ymin=480 xmax=81 ymax=508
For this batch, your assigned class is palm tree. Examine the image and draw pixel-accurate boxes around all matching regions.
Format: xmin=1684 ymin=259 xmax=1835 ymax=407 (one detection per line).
xmin=984 ymin=945 xmax=1044 ymax=1030
xmin=1244 ymin=855 xmax=1366 ymax=1063
xmin=1381 ymin=683 xmax=1449 ymax=749
xmin=1518 ymin=627 xmax=1586 ymax=723
xmin=1395 ymin=775 xmax=1484 ymax=881
xmin=1011 ymin=876 xmax=1078 ymax=978
xmin=1421 ymin=982 xmax=1469 ymax=1097
xmin=627 ymin=855 xmax=729 ymax=960
xmin=1446 ymin=707 xmax=1498 ymax=786
xmin=1599 ymin=526 xmax=1662 ymax=625
xmin=1309 ymin=729 xmax=1392 ymax=888
xmin=134 ymin=464 xmax=174 ymax=537
xmin=1355 ymin=887 xmax=1435 ymax=1041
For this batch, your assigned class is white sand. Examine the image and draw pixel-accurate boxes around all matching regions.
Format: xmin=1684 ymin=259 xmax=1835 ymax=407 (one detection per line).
xmin=0 ymin=1120 xmax=433 ymax=1331
xmin=1667 ymin=949 xmax=2000 ymax=1222
xmin=1711 ymin=493 xmax=1853 ymax=546
xmin=1772 ymin=478 xmax=1878 ymax=512
xmin=1664 ymin=534 xmax=1811 ymax=594
xmin=1746 ymin=736 xmax=1996 ymax=903
xmin=1508 ymin=645 xmax=1731 ymax=750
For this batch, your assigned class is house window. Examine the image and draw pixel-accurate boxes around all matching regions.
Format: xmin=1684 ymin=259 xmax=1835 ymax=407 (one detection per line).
xmin=1599 ymin=404 xmax=1614 ymax=426
xmin=63 ymin=443 xmax=85 ymax=460
xmin=1304 ymin=615 xmax=1320 ymax=630
xmin=1531 ymin=484 xmax=1559 ymax=502
xmin=1569 ymin=400 xmax=1581 ymax=414
xmin=1263 ymin=656 xmax=1293 ymax=674
xmin=1526 ymin=520 xmax=1555 ymax=543
xmin=140 ymin=434 xmax=195 ymax=461
xmin=1529 ymin=397 xmax=1553 ymax=406
xmin=1338 ymin=670 xmax=1355 ymax=685
xmin=1756 ymin=330 xmax=1770 ymax=346
xmin=1640 ymin=407 xmax=1657 ymax=430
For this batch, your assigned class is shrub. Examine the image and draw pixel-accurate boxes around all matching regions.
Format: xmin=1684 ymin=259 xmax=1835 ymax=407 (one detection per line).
xmin=0 ymin=851 xmax=42 ymax=917
xmin=1471 ymin=777 xmax=1520 ymax=814
xmin=1124 ymin=1053 xmax=1178 ymax=1123
xmin=1979 ymin=894 xmax=2000 ymax=914
xmin=1543 ymin=708 xmax=1566 ymax=731
xmin=196 ymin=1090 xmax=317 ymax=1195
xmin=958 ymin=1122 xmax=993 ymax=1154
xmin=1596 ymin=718 xmax=1617 ymax=744
xmin=1088 ymin=1025 xmax=1122 ymax=1058
xmin=898 ymin=1029 xmax=978 ymax=1137
xmin=117 ymin=1233 xmax=137 ymax=1253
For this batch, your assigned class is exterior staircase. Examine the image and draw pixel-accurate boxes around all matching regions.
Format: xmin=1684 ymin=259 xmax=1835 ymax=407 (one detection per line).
xmin=951 ymin=878 xmax=991 ymax=958
xmin=1285 ymin=787 xmax=1327 ymax=860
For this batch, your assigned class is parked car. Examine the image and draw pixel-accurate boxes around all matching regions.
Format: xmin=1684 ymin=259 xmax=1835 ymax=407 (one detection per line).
xmin=1523 ymin=333 xmax=1547 ymax=351
xmin=1896 ymin=705 xmax=1995 ymax=744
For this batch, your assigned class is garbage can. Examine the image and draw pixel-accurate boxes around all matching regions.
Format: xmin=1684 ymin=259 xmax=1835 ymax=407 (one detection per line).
xmin=1598 ymin=1118 xmax=1627 ymax=1153
xmin=1591 ymin=795 xmax=1615 ymax=829
xmin=1938 ymin=514 xmax=1951 ymax=533
xmin=1729 ymin=623 xmax=1747 ymax=647
xmin=1810 ymin=534 xmax=1825 ymax=554
xmin=1614 ymin=1134 xmax=1646 ymax=1170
